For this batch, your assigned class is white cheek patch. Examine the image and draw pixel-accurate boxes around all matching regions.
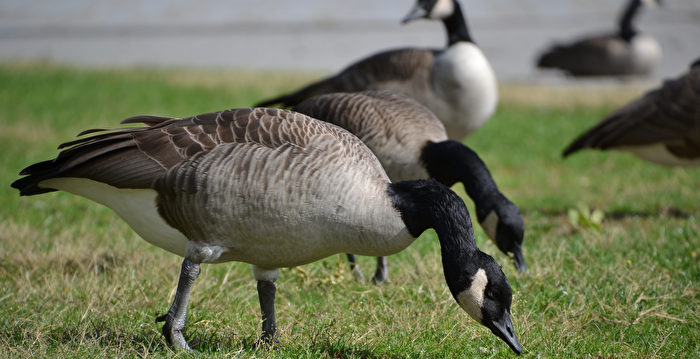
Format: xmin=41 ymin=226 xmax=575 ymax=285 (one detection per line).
xmin=430 ymin=0 xmax=454 ymax=19
xmin=479 ymin=210 xmax=499 ymax=242
xmin=455 ymin=268 xmax=488 ymax=322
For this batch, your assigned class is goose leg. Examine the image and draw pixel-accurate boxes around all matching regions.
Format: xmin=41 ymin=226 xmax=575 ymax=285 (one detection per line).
xmin=371 ymin=256 xmax=388 ymax=284
xmin=156 ymin=258 xmax=200 ymax=351
xmin=257 ymin=280 xmax=277 ymax=345
xmin=346 ymin=254 xmax=366 ymax=281
xmin=253 ymin=266 xmax=280 ymax=347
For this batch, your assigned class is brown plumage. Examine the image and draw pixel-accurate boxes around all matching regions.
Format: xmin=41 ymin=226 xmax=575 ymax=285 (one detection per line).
xmin=563 ymin=60 xmax=700 ymax=166
xmin=256 ymin=48 xmax=435 ymax=108
xmin=536 ymin=0 xmax=661 ymax=77
xmin=255 ymin=0 xmax=498 ymax=140
xmin=11 ymin=107 xmax=523 ymax=353
xmin=294 ymin=91 xmax=527 ymax=275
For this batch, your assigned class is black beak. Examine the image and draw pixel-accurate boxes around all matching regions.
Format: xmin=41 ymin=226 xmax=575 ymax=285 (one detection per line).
xmin=512 ymin=246 xmax=527 ymax=273
xmin=489 ymin=310 xmax=522 ymax=355
xmin=401 ymin=4 xmax=427 ymax=24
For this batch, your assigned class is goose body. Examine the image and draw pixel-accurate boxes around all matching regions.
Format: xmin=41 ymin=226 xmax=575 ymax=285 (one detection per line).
xmin=294 ymin=91 xmax=526 ymax=278
xmin=256 ymin=0 xmax=497 ymax=140
xmin=536 ymin=0 xmax=661 ymax=77
xmin=12 ymin=108 xmax=522 ymax=353
xmin=563 ymin=59 xmax=700 ymax=166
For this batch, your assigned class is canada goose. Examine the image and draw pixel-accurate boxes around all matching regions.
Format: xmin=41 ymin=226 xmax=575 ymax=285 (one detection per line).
xmin=536 ymin=0 xmax=662 ymax=77
xmin=11 ymin=108 xmax=522 ymax=354
xmin=255 ymin=0 xmax=498 ymax=140
xmin=293 ymin=91 xmax=526 ymax=282
xmin=563 ymin=59 xmax=700 ymax=166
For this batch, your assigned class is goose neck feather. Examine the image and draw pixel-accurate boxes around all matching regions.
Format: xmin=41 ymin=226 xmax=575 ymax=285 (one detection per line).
xmin=618 ymin=0 xmax=643 ymax=41
xmin=420 ymin=140 xmax=499 ymax=205
xmin=388 ymin=179 xmax=476 ymax=253
xmin=443 ymin=0 xmax=473 ymax=46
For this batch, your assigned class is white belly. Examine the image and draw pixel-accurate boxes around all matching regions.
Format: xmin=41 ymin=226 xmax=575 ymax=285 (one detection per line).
xmin=619 ymin=144 xmax=700 ymax=167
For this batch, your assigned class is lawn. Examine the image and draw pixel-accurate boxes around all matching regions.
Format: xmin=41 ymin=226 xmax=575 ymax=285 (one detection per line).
xmin=0 ymin=63 xmax=698 ymax=358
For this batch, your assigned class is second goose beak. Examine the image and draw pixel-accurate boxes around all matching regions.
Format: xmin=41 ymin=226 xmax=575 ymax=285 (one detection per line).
xmin=401 ymin=4 xmax=427 ymax=24
xmin=489 ymin=310 xmax=523 ymax=355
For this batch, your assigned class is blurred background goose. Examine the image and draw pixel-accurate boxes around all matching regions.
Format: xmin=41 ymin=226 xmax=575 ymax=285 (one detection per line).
xmin=294 ymin=91 xmax=526 ymax=282
xmin=12 ymin=108 xmax=522 ymax=354
xmin=256 ymin=0 xmax=497 ymax=140
xmin=536 ymin=0 xmax=662 ymax=77
xmin=563 ymin=59 xmax=700 ymax=166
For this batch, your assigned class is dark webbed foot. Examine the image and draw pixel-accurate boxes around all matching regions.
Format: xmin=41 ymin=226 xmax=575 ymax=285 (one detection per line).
xmin=156 ymin=312 xmax=192 ymax=351
xmin=253 ymin=333 xmax=280 ymax=350
xmin=346 ymin=253 xmax=367 ymax=281
xmin=157 ymin=258 xmax=200 ymax=351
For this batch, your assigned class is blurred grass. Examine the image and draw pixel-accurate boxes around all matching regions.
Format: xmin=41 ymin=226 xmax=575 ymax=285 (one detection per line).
xmin=0 ymin=63 xmax=698 ymax=358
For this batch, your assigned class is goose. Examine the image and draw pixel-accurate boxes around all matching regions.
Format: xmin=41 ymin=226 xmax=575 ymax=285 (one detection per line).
xmin=11 ymin=108 xmax=522 ymax=354
xmin=255 ymin=0 xmax=498 ymax=140
xmin=293 ymin=91 xmax=526 ymax=283
xmin=536 ymin=0 xmax=662 ymax=77
xmin=562 ymin=58 xmax=700 ymax=166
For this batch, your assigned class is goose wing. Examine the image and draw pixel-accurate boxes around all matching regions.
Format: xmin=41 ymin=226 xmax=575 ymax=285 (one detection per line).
xmin=13 ymin=108 xmax=388 ymax=196
xmin=255 ymin=48 xmax=436 ymax=108
xmin=294 ymin=91 xmax=447 ymax=181
xmin=536 ymin=33 xmax=623 ymax=73
xmin=563 ymin=65 xmax=700 ymax=158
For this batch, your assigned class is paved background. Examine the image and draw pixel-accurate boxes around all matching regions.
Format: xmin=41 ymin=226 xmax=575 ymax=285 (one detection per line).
xmin=1 ymin=0 xmax=699 ymax=83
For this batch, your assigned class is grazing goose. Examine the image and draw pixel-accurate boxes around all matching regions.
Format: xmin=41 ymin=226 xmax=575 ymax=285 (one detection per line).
xmin=536 ymin=0 xmax=661 ymax=77
xmin=11 ymin=108 xmax=522 ymax=354
xmin=563 ymin=59 xmax=700 ymax=166
xmin=256 ymin=0 xmax=498 ymax=140
xmin=293 ymin=91 xmax=526 ymax=283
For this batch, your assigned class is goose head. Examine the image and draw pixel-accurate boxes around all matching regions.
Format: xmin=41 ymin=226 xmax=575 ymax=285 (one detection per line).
xmin=402 ymin=0 xmax=455 ymax=23
xmin=451 ymin=251 xmax=522 ymax=355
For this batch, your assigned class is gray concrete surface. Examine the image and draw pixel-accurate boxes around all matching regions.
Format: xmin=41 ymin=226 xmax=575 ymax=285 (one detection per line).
xmin=1 ymin=0 xmax=698 ymax=83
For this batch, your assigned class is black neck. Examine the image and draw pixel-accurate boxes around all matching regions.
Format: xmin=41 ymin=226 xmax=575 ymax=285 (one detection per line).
xmin=387 ymin=179 xmax=477 ymax=254
xmin=618 ymin=0 xmax=642 ymax=41
xmin=443 ymin=1 xmax=473 ymax=46
xmin=388 ymin=179 xmax=486 ymax=298
xmin=691 ymin=58 xmax=700 ymax=69
xmin=420 ymin=140 xmax=501 ymax=218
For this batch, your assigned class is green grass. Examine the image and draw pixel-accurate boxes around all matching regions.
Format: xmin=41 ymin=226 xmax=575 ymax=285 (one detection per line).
xmin=1 ymin=63 xmax=698 ymax=358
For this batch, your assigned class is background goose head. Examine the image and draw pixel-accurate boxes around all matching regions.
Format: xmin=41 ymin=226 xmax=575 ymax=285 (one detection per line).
xmin=402 ymin=0 xmax=455 ymax=23
xmin=479 ymin=199 xmax=526 ymax=272
xmin=401 ymin=0 xmax=473 ymax=46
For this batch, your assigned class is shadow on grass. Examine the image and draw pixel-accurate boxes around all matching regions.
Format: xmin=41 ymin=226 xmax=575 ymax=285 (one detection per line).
xmin=2 ymin=316 xmax=403 ymax=358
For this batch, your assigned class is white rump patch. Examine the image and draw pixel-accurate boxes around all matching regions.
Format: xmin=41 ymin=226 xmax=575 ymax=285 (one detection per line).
xmin=39 ymin=177 xmax=189 ymax=256
xmin=456 ymin=268 xmax=488 ymax=322
xmin=479 ymin=210 xmax=499 ymax=242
